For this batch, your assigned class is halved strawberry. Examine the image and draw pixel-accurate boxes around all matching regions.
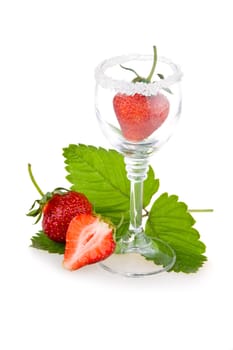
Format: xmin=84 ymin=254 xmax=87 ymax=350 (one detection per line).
xmin=63 ymin=213 xmax=116 ymax=271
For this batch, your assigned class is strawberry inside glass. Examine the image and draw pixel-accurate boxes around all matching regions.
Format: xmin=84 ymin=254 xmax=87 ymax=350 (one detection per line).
xmin=112 ymin=46 xmax=170 ymax=142
xmin=113 ymin=92 xmax=169 ymax=141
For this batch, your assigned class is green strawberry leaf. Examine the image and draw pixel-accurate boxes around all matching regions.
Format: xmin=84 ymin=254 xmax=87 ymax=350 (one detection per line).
xmin=63 ymin=144 xmax=159 ymax=237
xmin=29 ymin=144 xmax=207 ymax=274
xmin=31 ymin=231 xmax=65 ymax=254
xmin=143 ymin=169 xmax=159 ymax=208
xmin=145 ymin=193 xmax=207 ymax=273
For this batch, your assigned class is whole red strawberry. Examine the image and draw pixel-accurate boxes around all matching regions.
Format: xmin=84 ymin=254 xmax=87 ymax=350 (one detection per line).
xmin=113 ymin=46 xmax=171 ymax=142
xmin=27 ymin=164 xmax=92 ymax=242
xmin=113 ymin=92 xmax=169 ymax=141
xmin=41 ymin=191 xmax=92 ymax=242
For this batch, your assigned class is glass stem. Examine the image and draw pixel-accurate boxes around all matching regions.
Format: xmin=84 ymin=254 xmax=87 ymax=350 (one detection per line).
xmin=125 ymin=156 xmax=150 ymax=237
xmin=129 ymin=180 xmax=143 ymax=234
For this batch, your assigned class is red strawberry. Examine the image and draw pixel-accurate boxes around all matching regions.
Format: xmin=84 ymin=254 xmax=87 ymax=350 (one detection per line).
xmin=27 ymin=164 xmax=92 ymax=242
xmin=41 ymin=191 xmax=92 ymax=242
xmin=113 ymin=92 xmax=169 ymax=141
xmin=63 ymin=213 xmax=116 ymax=270
xmin=113 ymin=45 xmax=171 ymax=141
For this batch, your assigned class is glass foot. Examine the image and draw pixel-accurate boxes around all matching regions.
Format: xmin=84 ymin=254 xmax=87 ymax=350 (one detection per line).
xmin=99 ymin=235 xmax=176 ymax=277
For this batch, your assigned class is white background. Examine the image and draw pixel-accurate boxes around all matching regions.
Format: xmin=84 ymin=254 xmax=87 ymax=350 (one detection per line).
xmin=0 ymin=0 xmax=232 ymax=349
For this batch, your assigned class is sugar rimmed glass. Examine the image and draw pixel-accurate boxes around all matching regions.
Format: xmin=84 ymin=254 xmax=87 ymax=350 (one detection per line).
xmin=95 ymin=52 xmax=182 ymax=277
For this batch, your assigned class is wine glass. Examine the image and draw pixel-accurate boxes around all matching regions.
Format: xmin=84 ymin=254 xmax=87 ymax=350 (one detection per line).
xmin=94 ymin=48 xmax=182 ymax=277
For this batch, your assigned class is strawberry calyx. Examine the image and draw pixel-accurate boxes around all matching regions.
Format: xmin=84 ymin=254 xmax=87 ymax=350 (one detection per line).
xmin=27 ymin=163 xmax=69 ymax=224
xmin=120 ymin=46 xmax=158 ymax=83
xmin=120 ymin=46 xmax=172 ymax=93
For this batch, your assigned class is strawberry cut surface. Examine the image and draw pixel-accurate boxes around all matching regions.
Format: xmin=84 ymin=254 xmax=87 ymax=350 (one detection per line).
xmin=113 ymin=92 xmax=170 ymax=141
xmin=63 ymin=214 xmax=116 ymax=270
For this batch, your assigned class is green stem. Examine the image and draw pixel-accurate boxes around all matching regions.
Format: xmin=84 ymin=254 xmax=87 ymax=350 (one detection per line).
xmin=146 ymin=46 xmax=157 ymax=82
xmin=120 ymin=65 xmax=142 ymax=79
xmin=141 ymin=208 xmax=213 ymax=219
xmin=189 ymin=209 xmax=214 ymax=213
xmin=28 ymin=163 xmax=44 ymax=197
